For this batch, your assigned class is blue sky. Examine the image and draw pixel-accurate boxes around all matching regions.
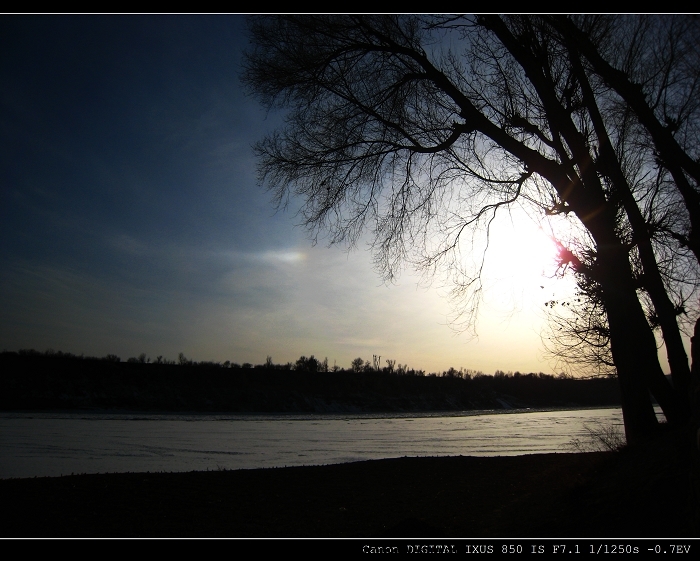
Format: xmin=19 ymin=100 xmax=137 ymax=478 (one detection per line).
xmin=1 ymin=15 xmax=580 ymax=374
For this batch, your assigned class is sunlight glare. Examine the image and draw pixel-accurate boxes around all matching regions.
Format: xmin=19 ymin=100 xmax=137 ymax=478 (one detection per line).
xmin=483 ymin=214 xmax=559 ymax=287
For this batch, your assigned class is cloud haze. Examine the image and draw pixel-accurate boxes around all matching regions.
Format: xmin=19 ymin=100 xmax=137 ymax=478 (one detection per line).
xmin=1 ymin=15 xmax=576 ymax=374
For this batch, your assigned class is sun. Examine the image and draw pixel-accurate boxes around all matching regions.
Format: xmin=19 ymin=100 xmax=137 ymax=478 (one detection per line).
xmin=483 ymin=213 xmax=560 ymax=286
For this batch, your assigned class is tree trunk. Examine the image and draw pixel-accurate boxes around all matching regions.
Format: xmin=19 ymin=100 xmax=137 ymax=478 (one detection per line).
xmin=591 ymin=228 xmax=660 ymax=443
xmin=690 ymin=319 xmax=700 ymax=451
xmin=600 ymin=287 xmax=660 ymax=443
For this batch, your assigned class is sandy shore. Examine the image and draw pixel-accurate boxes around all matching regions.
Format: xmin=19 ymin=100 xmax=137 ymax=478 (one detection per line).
xmin=1 ymin=433 xmax=697 ymax=538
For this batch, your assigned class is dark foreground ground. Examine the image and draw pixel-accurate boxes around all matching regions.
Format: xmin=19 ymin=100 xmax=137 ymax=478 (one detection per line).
xmin=1 ymin=430 xmax=698 ymax=538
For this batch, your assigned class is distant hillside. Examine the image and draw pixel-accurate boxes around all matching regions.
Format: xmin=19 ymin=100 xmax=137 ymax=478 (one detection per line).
xmin=0 ymin=351 xmax=621 ymax=413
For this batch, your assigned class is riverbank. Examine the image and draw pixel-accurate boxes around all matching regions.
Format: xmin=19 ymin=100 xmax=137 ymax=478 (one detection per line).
xmin=0 ymin=352 xmax=621 ymax=413
xmin=1 ymin=431 xmax=696 ymax=537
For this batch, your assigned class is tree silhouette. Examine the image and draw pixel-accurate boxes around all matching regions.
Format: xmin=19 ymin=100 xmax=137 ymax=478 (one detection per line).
xmin=295 ymin=355 xmax=320 ymax=372
xmin=243 ymin=15 xmax=699 ymax=443
xmin=351 ymin=357 xmax=365 ymax=373
xmin=533 ymin=15 xmax=700 ymax=408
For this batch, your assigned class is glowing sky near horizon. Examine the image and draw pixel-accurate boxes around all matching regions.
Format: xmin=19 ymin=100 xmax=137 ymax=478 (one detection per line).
xmin=1 ymin=15 xmax=615 ymax=375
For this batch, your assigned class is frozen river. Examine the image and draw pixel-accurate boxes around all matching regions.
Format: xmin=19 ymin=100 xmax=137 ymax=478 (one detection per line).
xmin=0 ymin=407 xmax=629 ymax=479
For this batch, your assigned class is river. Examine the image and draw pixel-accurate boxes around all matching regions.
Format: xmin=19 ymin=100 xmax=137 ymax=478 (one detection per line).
xmin=0 ymin=407 xmax=630 ymax=479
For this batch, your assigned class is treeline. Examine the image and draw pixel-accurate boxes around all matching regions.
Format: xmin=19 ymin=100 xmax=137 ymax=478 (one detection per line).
xmin=0 ymin=349 xmax=621 ymax=413
xmin=7 ymin=348 xmax=578 ymax=381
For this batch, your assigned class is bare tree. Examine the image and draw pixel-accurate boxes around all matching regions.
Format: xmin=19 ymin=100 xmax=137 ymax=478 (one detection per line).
xmin=243 ymin=15 xmax=697 ymax=442
xmin=542 ymin=14 xmax=700 ymax=410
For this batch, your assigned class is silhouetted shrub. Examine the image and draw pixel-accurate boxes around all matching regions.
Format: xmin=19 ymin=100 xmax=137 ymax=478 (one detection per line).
xmin=567 ymin=422 xmax=626 ymax=452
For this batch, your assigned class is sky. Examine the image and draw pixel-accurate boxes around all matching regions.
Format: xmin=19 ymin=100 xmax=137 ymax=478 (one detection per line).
xmin=1 ymin=15 xmax=584 ymax=375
